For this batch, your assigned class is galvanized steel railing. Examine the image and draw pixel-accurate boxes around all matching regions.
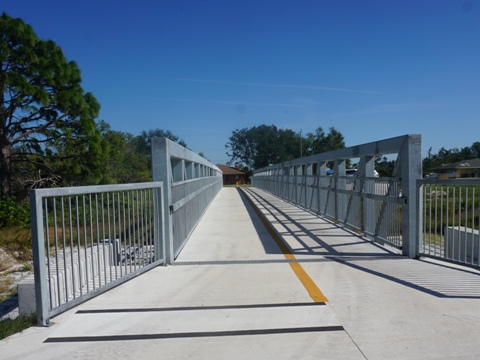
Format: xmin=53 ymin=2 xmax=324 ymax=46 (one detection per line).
xmin=30 ymin=182 xmax=165 ymax=326
xmin=418 ymin=178 xmax=480 ymax=268
xmin=29 ymin=137 xmax=222 ymax=325
xmin=252 ymin=134 xmax=422 ymax=257
xmin=151 ymin=137 xmax=223 ymax=263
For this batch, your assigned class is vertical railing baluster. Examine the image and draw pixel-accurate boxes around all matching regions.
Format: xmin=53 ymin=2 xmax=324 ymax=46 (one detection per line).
xmin=133 ymin=191 xmax=138 ymax=271
xmin=90 ymin=194 xmax=96 ymax=290
xmin=440 ymin=185 xmax=444 ymax=257
xmin=44 ymin=198 xmax=53 ymax=310
xmin=474 ymin=186 xmax=480 ymax=265
xmin=472 ymin=185 xmax=475 ymax=264
xmin=83 ymin=195 xmax=89 ymax=293
xmin=68 ymin=196 xmax=76 ymax=300
xmin=465 ymin=187 xmax=469 ymax=263
xmin=446 ymin=186 xmax=450 ymax=259
xmin=140 ymin=190 xmax=145 ymax=266
xmin=95 ymin=192 xmax=107 ymax=284
xmin=59 ymin=197 xmax=67 ymax=304
xmin=122 ymin=191 xmax=131 ymax=275
xmin=76 ymin=196 xmax=82 ymax=296
xmin=117 ymin=191 xmax=123 ymax=277
xmin=458 ymin=187 xmax=462 ymax=261
xmin=139 ymin=190 xmax=143 ymax=267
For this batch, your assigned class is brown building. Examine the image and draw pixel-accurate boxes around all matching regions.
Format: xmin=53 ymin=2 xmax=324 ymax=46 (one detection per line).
xmin=217 ymin=164 xmax=249 ymax=186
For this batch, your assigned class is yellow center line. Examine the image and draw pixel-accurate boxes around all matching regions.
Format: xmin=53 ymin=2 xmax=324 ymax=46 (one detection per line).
xmin=240 ymin=189 xmax=329 ymax=303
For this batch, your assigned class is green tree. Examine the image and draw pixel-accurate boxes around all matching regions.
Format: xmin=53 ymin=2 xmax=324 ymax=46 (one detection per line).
xmin=135 ymin=129 xmax=188 ymax=169
xmin=97 ymin=121 xmax=150 ymax=184
xmin=303 ymin=127 xmax=345 ymax=156
xmin=0 ymin=13 xmax=103 ymax=196
xmin=471 ymin=142 xmax=480 ymax=158
xmin=375 ymin=155 xmax=395 ymax=177
xmin=226 ymin=124 xmax=300 ymax=169
xmin=422 ymin=147 xmax=436 ymax=175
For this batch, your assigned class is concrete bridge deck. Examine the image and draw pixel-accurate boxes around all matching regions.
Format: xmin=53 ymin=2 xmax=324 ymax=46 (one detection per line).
xmin=2 ymin=187 xmax=480 ymax=359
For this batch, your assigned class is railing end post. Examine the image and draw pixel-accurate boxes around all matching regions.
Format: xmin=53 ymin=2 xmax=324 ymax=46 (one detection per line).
xmin=29 ymin=190 xmax=51 ymax=326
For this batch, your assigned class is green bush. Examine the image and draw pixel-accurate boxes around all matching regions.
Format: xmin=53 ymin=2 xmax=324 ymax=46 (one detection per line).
xmin=0 ymin=197 xmax=30 ymax=228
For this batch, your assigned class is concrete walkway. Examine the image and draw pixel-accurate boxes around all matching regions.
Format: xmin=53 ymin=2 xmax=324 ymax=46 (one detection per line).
xmin=2 ymin=187 xmax=480 ymax=359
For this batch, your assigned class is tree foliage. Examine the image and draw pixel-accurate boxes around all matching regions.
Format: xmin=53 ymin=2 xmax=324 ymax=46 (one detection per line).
xmin=0 ymin=13 xmax=104 ymax=196
xmin=226 ymin=125 xmax=300 ymax=169
xmin=375 ymin=155 xmax=395 ymax=177
xmin=135 ymin=128 xmax=188 ymax=169
xmin=0 ymin=196 xmax=30 ymax=227
xmin=226 ymin=125 xmax=345 ymax=169
xmin=95 ymin=122 xmax=189 ymax=184
xmin=96 ymin=121 xmax=150 ymax=184
xmin=0 ymin=13 xmax=102 ymax=195
xmin=302 ymin=127 xmax=345 ymax=157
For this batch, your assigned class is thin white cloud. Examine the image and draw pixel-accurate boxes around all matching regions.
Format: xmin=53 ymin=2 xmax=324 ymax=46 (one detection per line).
xmin=160 ymin=77 xmax=381 ymax=94
xmin=169 ymin=98 xmax=304 ymax=107
xmin=328 ymin=102 xmax=454 ymax=120
xmin=291 ymin=97 xmax=323 ymax=106
xmin=354 ymin=102 xmax=453 ymax=114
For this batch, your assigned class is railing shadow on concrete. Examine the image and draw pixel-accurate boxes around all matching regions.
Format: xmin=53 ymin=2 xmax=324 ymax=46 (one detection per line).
xmin=331 ymin=256 xmax=480 ymax=299
xmin=241 ymin=187 xmax=480 ymax=299
xmin=242 ymin=187 xmax=398 ymax=258
xmin=236 ymin=189 xmax=284 ymax=256
xmin=252 ymin=134 xmax=422 ymax=258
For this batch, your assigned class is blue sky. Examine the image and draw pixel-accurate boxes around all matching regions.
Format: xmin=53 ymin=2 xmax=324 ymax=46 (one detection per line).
xmin=2 ymin=0 xmax=479 ymax=165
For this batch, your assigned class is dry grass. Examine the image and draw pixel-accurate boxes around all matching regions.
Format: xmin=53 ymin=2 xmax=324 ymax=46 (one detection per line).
xmin=0 ymin=270 xmax=18 ymax=304
xmin=0 ymin=227 xmax=32 ymax=254
xmin=0 ymin=276 xmax=14 ymax=296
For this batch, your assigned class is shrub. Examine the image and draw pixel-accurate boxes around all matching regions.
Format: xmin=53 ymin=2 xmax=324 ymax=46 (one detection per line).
xmin=0 ymin=197 xmax=30 ymax=228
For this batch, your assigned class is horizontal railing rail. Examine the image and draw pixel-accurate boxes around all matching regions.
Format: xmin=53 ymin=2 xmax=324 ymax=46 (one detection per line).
xmin=151 ymin=137 xmax=223 ymax=263
xmin=30 ymin=182 xmax=165 ymax=326
xmin=418 ymin=178 xmax=480 ymax=268
xmin=252 ymin=134 xmax=422 ymax=257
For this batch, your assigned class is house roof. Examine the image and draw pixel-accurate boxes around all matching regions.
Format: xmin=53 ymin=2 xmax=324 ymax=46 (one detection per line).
xmin=437 ymin=158 xmax=480 ymax=170
xmin=217 ymin=164 xmax=246 ymax=175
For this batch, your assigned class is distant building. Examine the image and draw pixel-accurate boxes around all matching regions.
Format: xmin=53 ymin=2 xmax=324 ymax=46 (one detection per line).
xmin=217 ymin=164 xmax=249 ymax=185
xmin=436 ymin=158 xmax=480 ymax=178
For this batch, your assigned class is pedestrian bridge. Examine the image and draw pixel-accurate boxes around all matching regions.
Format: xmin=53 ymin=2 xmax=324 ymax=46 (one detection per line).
xmin=3 ymin=135 xmax=480 ymax=359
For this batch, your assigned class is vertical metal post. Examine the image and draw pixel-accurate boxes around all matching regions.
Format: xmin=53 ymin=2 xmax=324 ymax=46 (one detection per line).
xmin=401 ymin=134 xmax=422 ymax=258
xmin=151 ymin=137 xmax=175 ymax=264
xmin=295 ymin=165 xmax=299 ymax=204
xmin=318 ymin=162 xmax=326 ymax=215
xmin=335 ymin=160 xmax=346 ymax=223
xmin=154 ymin=185 xmax=166 ymax=263
xmin=362 ymin=156 xmax=375 ymax=238
xmin=306 ymin=163 xmax=313 ymax=208
xmin=416 ymin=182 xmax=424 ymax=255
xmin=29 ymin=190 xmax=50 ymax=326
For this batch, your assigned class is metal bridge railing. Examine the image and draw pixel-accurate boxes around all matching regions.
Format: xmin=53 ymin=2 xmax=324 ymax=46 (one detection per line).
xmin=30 ymin=182 xmax=165 ymax=326
xmin=29 ymin=137 xmax=222 ymax=325
xmin=418 ymin=178 xmax=480 ymax=268
xmin=252 ymin=134 xmax=422 ymax=257
xmin=151 ymin=137 xmax=223 ymax=263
